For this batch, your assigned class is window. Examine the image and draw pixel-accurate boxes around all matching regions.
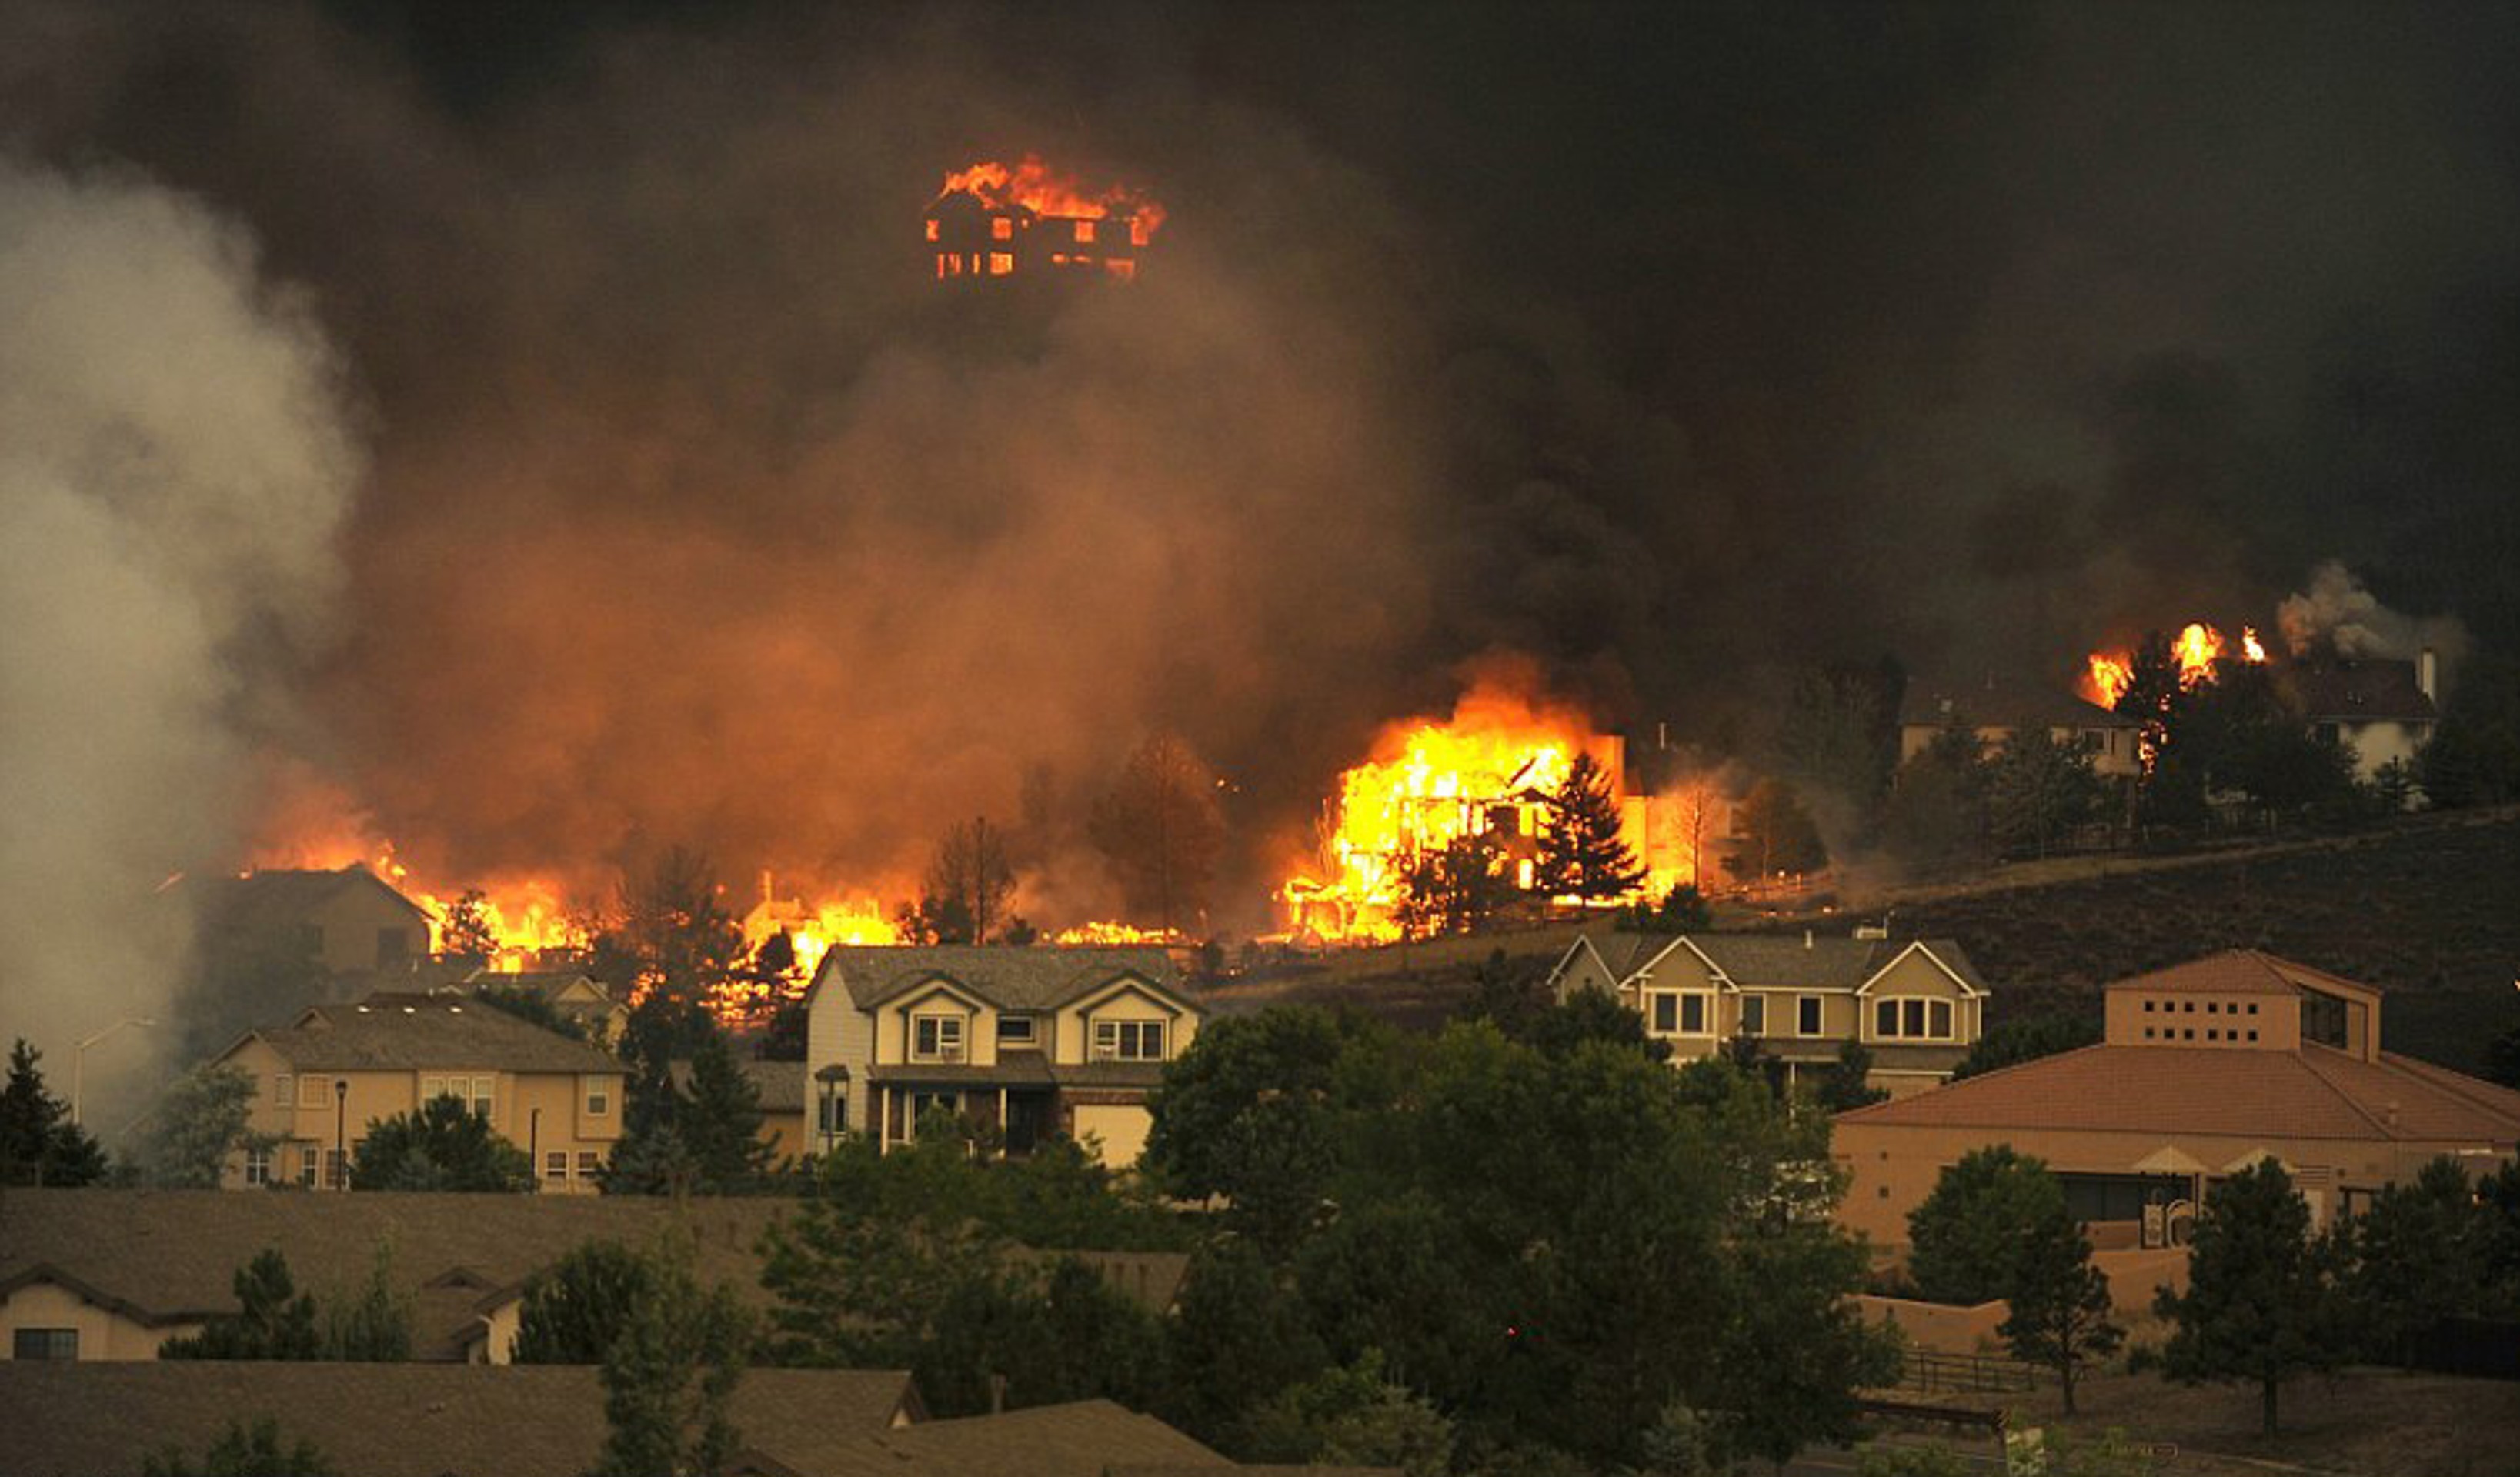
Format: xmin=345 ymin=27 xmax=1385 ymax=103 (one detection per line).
xmin=244 ymin=1147 xmax=273 ymax=1186
xmin=1651 ymin=994 xmax=1679 ymax=1034
xmin=1093 ymin=1020 xmax=1167 ymax=1060
xmin=991 ymin=216 xmax=1013 ymax=241
xmin=273 ymin=1072 xmax=293 ymax=1105
xmin=910 ymin=1091 xmax=961 ymax=1134
xmin=576 ymin=1151 xmax=602 ymax=1179
xmin=998 ymin=1016 xmax=1036 ymax=1046
xmin=376 ymin=928 xmax=409 ymax=967
xmin=2247 ymin=1002 xmax=2260 ymax=1015
xmin=1679 ymin=994 xmax=1708 ymax=1034
xmin=2207 ymin=1002 xmax=2219 ymax=1015
xmin=1798 ymin=995 xmax=1824 ymax=1036
xmin=2144 ymin=999 xmax=2156 ymax=1013
xmin=1075 ymin=220 xmax=1096 ymax=243
xmin=471 ymin=1076 xmax=494 ymax=1117
xmin=1130 ymin=218 xmax=1150 ymax=248
xmin=422 ymin=1075 xmax=446 ymax=1102
xmin=1873 ymin=999 xmax=1954 ymax=1041
xmin=925 ymin=219 xmax=940 ymax=242
xmin=299 ymin=1145 xmax=320 ymax=1187
xmin=324 ymin=1149 xmax=349 ymax=1189
xmin=912 ymin=1014 xmax=966 ymax=1061
xmin=2144 ymin=1027 xmax=2156 ymax=1039
xmin=1739 ymin=996 xmax=1765 ymax=1036
xmin=584 ymin=1078 xmax=610 ymax=1116
xmin=818 ymin=1088 xmax=848 ymax=1135
xmin=299 ymin=1078 xmax=330 ymax=1108
xmin=12 ymin=1329 xmax=77 ymax=1361
xmin=545 ymin=1152 xmax=569 ymax=1182
xmin=988 ymin=252 xmax=1013 ymax=275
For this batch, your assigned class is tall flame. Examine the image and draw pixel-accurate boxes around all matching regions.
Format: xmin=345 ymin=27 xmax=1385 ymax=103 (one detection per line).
xmin=2078 ymin=620 xmax=2268 ymax=708
xmin=938 ymin=155 xmax=1167 ymax=236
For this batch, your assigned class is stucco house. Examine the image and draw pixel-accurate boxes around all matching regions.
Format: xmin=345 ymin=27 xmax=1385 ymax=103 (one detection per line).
xmin=192 ymin=863 xmax=437 ymax=976
xmin=211 ymin=992 xmax=625 ymax=1195
xmin=1898 ymin=673 xmax=2143 ymax=779
xmin=1833 ymin=951 xmax=2520 ymax=1253
xmin=803 ymin=945 xmax=1202 ymax=1166
xmin=462 ymin=968 xmax=629 ymax=1044
xmin=2289 ymin=653 xmax=2438 ymax=783
xmin=1548 ymin=932 xmax=1991 ymax=1096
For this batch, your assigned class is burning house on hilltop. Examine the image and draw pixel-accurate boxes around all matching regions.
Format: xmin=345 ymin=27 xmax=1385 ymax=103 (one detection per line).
xmin=1898 ymin=672 xmax=2145 ymax=778
xmin=2287 ymin=652 xmax=2438 ymax=782
xmin=926 ymin=157 xmax=1160 ymax=283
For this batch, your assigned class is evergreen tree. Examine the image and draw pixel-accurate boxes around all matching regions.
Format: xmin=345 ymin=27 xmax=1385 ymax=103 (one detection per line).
xmin=349 ymin=1094 xmax=534 ymax=1192
xmin=142 ymin=1419 xmax=337 ymax=1477
xmin=1393 ymin=831 xmax=1516 ymax=939
xmin=129 ymin=1063 xmax=272 ymax=1189
xmin=1878 ymin=726 xmax=1988 ymax=872
xmin=515 ymin=1239 xmax=658 ymax=1364
xmin=161 ymin=1250 xmax=325 ymax=1360
xmin=1998 ymin=1203 xmax=2121 ymax=1412
xmin=1950 ymin=1014 xmax=2102 ymax=1081
xmin=1984 ymin=728 xmax=2104 ymax=858
xmin=1536 ymin=752 xmax=1644 ymax=901
xmin=0 ymin=1039 xmax=107 ymax=1186
xmin=323 ymin=1243 xmax=416 ymax=1361
xmin=678 ymin=1032 xmax=776 ymax=1189
xmin=1731 ymin=778 xmax=1828 ymax=879
xmin=591 ymin=1232 xmax=751 ymax=1477
xmin=1813 ymin=1041 xmax=1887 ymax=1114
xmin=1904 ymin=1145 xmax=2065 ymax=1305
xmin=2336 ymin=1155 xmax=2485 ymax=1366
xmin=2155 ymin=1159 xmax=2339 ymax=1435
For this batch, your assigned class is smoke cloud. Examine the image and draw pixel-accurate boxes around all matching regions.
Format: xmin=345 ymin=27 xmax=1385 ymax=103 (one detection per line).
xmin=0 ymin=158 xmax=362 ymax=1089
xmin=2277 ymin=560 xmax=2469 ymax=671
xmin=0 ymin=1 xmax=2515 ymax=951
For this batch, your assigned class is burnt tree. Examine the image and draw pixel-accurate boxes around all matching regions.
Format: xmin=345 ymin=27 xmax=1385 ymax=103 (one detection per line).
xmin=1089 ymin=732 xmax=1224 ymax=934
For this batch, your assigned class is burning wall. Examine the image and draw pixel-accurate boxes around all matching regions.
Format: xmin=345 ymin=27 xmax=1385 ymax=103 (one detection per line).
xmin=927 ymin=157 xmax=1162 ymax=282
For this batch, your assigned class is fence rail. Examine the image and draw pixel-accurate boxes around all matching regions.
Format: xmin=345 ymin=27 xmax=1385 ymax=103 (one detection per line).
xmin=1894 ymin=1350 xmax=2038 ymax=1395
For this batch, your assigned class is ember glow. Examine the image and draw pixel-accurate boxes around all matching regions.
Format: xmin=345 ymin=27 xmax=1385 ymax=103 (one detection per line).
xmin=1280 ymin=674 xmax=1657 ymax=942
xmin=1051 ymin=920 xmax=1189 ymax=947
xmin=2079 ymin=622 xmax=2268 ymax=708
xmin=938 ymin=156 xmax=1167 ymax=236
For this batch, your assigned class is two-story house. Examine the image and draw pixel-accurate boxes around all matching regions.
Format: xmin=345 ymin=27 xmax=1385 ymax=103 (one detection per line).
xmin=1898 ymin=672 xmax=2143 ymax=779
xmin=192 ymin=863 xmax=438 ymax=976
xmin=211 ymin=992 xmax=626 ymax=1194
xmin=1548 ymin=932 xmax=1991 ymax=1096
xmin=1834 ymin=952 xmax=2520 ymax=1251
xmin=803 ymin=946 xmax=1201 ymax=1166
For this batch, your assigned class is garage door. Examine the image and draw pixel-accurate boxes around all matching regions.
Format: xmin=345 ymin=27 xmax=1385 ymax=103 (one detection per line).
xmin=1070 ymin=1105 xmax=1152 ymax=1167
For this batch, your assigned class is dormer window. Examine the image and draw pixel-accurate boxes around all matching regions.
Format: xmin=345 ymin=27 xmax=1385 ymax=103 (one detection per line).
xmin=913 ymin=1013 xmax=966 ymax=1062
xmin=1093 ymin=1020 xmax=1165 ymax=1061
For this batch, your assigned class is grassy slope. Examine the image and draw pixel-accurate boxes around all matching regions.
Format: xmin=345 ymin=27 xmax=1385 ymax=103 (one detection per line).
xmin=1867 ymin=808 xmax=2520 ymax=1073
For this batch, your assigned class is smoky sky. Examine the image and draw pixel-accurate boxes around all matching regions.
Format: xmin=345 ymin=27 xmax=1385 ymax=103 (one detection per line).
xmin=4 ymin=0 xmax=2517 ymax=928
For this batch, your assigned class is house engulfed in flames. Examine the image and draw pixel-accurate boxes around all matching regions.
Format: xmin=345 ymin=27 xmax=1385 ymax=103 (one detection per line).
xmin=926 ymin=156 xmax=1163 ymax=282
xmin=1280 ymin=678 xmax=1718 ymax=944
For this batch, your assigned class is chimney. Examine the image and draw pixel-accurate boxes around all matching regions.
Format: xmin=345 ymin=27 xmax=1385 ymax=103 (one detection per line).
xmin=2418 ymin=647 xmax=2438 ymax=703
xmin=1803 ymin=929 xmax=1814 ymax=950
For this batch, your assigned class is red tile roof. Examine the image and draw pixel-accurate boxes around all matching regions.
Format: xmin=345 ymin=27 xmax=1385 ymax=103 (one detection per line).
xmin=2107 ymin=949 xmax=2378 ymax=999
xmin=1835 ymin=1041 xmax=2520 ymax=1145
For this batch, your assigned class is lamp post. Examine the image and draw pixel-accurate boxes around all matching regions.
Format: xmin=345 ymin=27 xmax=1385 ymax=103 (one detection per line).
xmin=529 ymin=1107 xmax=542 ymax=1189
xmin=70 ymin=1018 xmax=155 ymax=1126
xmin=332 ymin=1079 xmax=349 ymax=1190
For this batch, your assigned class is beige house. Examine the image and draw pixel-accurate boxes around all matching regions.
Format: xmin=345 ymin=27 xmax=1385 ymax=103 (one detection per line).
xmin=189 ymin=863 xmax=438 ymax=975
xmin=212 ymin=992 xmax=625 ymax=1195
xmin=803 ymin=946 xmax=1203 ymax=1166
xmin=1898 ymin=673 xmax=2143 ymax=779
xmin=463 ymin=969 xmax=629 ymax=1044
xmin=1549 ymin=932 xmax=1991 ymax=1096
xmin=2289 ymin=654 xmax=2438 ymax=783
xmin=667 ymin=1056 xmax=809 ymax=1166
xmin=1833 ymin=952 xmax=2520 ymax=1252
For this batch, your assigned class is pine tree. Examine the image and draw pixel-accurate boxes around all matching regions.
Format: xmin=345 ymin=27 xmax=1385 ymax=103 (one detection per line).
xmin=592 ymin=1232 xmax=751 ymax=1477
xmin=161 ymin=1250 xmax=325 ymax=1360
xmin=2156 ymin=1159 xmax=2339 ymax=1435
xmin=1998 ymin=1204 xmax=2122 ymax=1412
xmin=680 ymin=1033 xmax=776 ymax=1189
xmin=0 ymin=1039 xmax=107 ymax=1186
xmin=1537 ymin=752 xmax=1644 ymax=900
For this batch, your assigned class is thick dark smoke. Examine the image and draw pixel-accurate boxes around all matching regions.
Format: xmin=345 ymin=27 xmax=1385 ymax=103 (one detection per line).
xmin=2 ymin=1 xmax=2516 ymax=951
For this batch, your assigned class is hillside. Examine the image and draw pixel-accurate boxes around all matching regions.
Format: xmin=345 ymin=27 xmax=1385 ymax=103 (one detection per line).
xmin=1215 ymin=809 xmax=2520 ymax=1075
xmin=1829 ymin=807 xmax=2520 ymax=1072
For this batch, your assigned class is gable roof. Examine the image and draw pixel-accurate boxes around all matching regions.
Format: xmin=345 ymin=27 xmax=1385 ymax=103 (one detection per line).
xmin=1574 ymin=932 xmax=1991 ymax=995
xmin=2109 ymin=949 xmax=2380 ymax=999
xmin=1834 ymin=1040 xmax=2520 ymax=1145
xmin=194 ymin=864 xmax=435 ymax=937
xmin=819 ymin=1399 xmax=1227 ymax=1477
xmin=811 ymin=945 xmax=1190 ymax=1015
xmin=0 ymin=1363 xmax=919 ymax=1477
xmin=0 ymin=1190 xmax=790 ymax=1355
xmin=2289 ymin=658 xmax=2437 ymax=722
xmin=1898 ymin=673 xmax=2138 ymax=732
xmin=670 ymin=1056 xmax=808 ymax=1112
xmin=235 ymin=993 xmax=622 ymax=1076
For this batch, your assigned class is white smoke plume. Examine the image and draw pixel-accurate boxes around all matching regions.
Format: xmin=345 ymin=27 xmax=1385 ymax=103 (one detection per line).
xmin=2276 ymin=560 xmax=2468 ymax=670
xmin=0 ymin=159 xmax=362 ymax=1114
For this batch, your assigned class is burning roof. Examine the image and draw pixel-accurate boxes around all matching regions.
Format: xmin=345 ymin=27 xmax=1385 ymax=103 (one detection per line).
xmin=926 ymin=155 xmax=1163 ymax=282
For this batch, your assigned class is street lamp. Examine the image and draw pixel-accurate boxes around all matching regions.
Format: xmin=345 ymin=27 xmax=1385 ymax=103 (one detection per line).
xmin=332 ymin=1079 xmax=349 ymax=1190
xmin=70 ymin=1018 xmax=155 ymax=1126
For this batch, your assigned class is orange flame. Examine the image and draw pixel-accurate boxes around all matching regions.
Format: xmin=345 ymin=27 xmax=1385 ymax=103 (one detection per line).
xmin=1052 ymin=920 xmax=1188 ymax=947
xmin=938 ymin=155 xmax=1167 ymax=237
xmin=2078 ymin=620 xmax=2269 ymax=709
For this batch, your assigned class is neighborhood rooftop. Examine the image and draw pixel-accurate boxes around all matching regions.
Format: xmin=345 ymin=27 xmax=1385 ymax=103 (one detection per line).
xmin=244 ymin=993 xmax=622 ymax=1075
xmin=1577 ymin=932 xmax=1991 ymax=993
xmin=816 ymin=945 xmax=1183 ymax=1012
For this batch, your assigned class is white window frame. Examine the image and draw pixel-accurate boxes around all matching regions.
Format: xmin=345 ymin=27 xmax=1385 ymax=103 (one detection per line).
xmin=998 ymin=1015 xmax=1037 ymax=1046
xmin=584 ymin=1077 xmax=610 ymax=1116
xmin=1092 ymin=1019 xmax=1167 ymax=1061
xmin=1738 ymin=995 xmax=1766 ymax=1036
xmin=298 ymin=1145 xmax=321 ymax=1187
xmin=272 ymin=1073 xmax=293 ymax=1107
xmin=576 ymin=1150 xmax=602 ymax=1179
xmin=911 ymin=1012 xmax=966 ymax=1062
xmin=298 ymin=1078 xmax=329 ymax=1108
xmin=244 ymin=1146 xmax=273 ymax=1186
xmin=1797 ymin=995 xmax=1824 ymax=1037
xmin=470 ymin=1075 xmax=494 ymax=1118
xmin=421 ymin=1075 xmax=447 ymax=1102
xmin=544 ymin=1151 xmax=569 ymax=1182
xmin=1871 ymin=997 xmax=1956 ymax=1042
